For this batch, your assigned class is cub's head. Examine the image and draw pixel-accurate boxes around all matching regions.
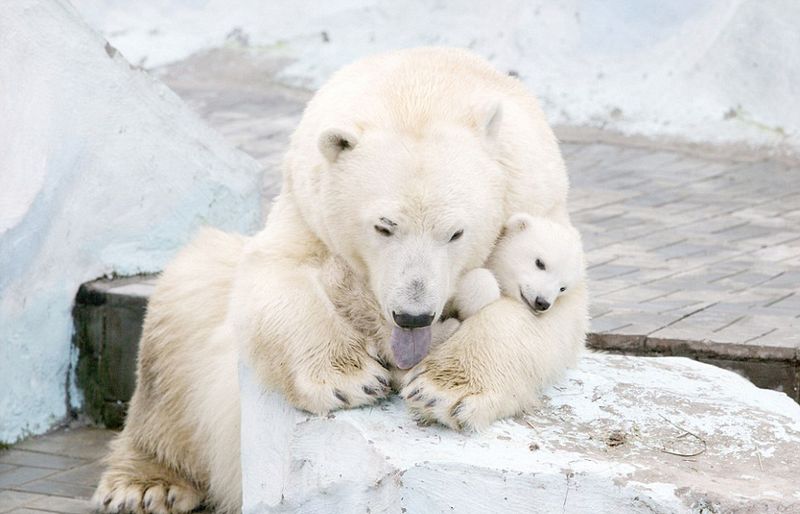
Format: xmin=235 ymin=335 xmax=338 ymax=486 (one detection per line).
xmin=311 ymin=105 xmax=506 ymax=368
xmin=488 ymin=213 xmax=584 ymax=313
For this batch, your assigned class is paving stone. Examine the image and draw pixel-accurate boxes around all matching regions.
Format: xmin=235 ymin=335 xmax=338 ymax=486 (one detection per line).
xmin=0 ymin=452 xmax=85 ymax=471
xmin=0 ymin=467 xmax=54 ymax=489
xmin=12 ymin=479 xmax=94 ymax=500
xmin=45 ymin=462 xmax=103 ymax=488
xmin=15 ymin=429 xmax=114 ymax=461
xmin=0 ymin=491 xmax=46 ymax=512
xmin=588 ymin=316 xmax=631 ymax=334
xmin=27 ymin=496 xmax=93 ymax=514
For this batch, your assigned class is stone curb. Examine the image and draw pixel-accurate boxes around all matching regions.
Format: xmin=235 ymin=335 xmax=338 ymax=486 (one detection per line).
xmin=588 ymin=333 xmax=800 ymax=401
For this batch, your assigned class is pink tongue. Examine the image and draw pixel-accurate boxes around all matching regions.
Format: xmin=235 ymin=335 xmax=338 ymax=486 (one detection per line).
xmin=390 ymin=326 xmax=433 ymax=369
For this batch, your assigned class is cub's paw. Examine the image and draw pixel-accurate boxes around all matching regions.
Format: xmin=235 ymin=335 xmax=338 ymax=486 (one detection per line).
xmin=455 ymin=268 xmax=501 ymax=318
xmin=92 ymin=480 xmax=202 ymax=514
xmin=401 ymin=364 xmax=499 ymax=431
xmin=293 ymin=353 xmax=392 ymax=414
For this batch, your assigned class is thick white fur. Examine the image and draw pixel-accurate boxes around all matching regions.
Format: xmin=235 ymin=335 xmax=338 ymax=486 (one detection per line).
xmin=454 ymin=213 xmax=585 ymax=317
xmin=490 ymin=213 xmax=585 ymax=311
xmin=454 ymin=268 xmax=502 ymax=318
xmin=94 ymin=47 xmax=584 ymax=513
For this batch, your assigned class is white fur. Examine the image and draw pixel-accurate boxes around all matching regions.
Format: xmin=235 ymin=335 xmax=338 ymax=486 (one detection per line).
xmin=454 ymin=268 xmax=502 ymax=318
xmin=453 ymin=213 xmax=584 ymax=317
xmin=491 ymin=213 xmax=585 ymax=312
xmin=94 ymin=47 xmax=584 ymax=513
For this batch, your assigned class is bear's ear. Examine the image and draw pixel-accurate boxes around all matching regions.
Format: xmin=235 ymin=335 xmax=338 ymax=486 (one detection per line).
xmin=475 ymin=100 xmax=503 ymax=139
xmin=318 ymin=128 xmax=358 ymax=163
xmin=504 ymin=212 xmax=532 ymax=234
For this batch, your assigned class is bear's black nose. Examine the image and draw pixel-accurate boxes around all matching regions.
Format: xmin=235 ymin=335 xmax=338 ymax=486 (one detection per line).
xmin=534 ymin=297 xmax=550 ymax=311
xmin=392 ymin=311 xmax=435 ymax=328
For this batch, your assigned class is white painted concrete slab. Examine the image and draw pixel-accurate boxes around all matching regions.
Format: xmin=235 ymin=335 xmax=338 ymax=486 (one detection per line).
xmin=241 ymin=353 xmax=800 ymax=513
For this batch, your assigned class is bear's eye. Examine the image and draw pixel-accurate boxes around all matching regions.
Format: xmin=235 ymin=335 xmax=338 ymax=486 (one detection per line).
xmin=560 ymin=287 xmax=566 ymax=293
xmin=449 ymin=229 xmax=464 ymax=242
xmin=374 ymin=225 xmax=393 ymax=237
xmin=535 ymin=258 xmax=546 ymax=271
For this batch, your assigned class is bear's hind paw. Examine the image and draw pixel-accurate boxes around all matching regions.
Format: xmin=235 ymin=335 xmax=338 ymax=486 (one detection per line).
xmin=93 ymin=477 xmax=202 ymax=514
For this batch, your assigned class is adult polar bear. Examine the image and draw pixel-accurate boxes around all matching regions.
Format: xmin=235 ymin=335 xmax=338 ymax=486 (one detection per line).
xmin=94 ymin=48 xmax=588 ymax=513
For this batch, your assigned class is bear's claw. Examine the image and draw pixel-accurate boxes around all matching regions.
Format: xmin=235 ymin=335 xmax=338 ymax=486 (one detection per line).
xmin=401 ymin=364 xmax=498 ymax=431
xmin=93 ymin=481 xmax=202 ymax=514
xmin=294 ymin=352 xmax=393 ymax=414
xmin=333 ymin=389 xmax=349 ymax=405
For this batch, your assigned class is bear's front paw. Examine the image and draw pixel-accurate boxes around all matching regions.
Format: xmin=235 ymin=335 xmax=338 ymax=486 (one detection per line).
xmin=401 ymin=365 xmax=499 ymax=431
xmin=293 ymin=354 xmax=392 ymax=415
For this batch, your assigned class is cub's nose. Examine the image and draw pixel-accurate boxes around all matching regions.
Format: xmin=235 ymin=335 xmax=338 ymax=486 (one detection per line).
xmin=534 ymin=297 xmax=551 ymax=311
xmin=392 ymin=311 xmax=435 ymax=328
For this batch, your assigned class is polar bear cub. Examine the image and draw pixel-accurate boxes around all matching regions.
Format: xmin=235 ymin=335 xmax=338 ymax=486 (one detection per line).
xmin=455 ymin=213 xmax=585 ymax=318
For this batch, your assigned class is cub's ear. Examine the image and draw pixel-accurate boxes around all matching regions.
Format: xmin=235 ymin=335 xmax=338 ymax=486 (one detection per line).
xmin=504 ymin=212 xmax=533 ymax=234
xmin=474 ymin=100 xmax=503 ymax=139
xmin=318 ymin=128 xmax=358 ymax=163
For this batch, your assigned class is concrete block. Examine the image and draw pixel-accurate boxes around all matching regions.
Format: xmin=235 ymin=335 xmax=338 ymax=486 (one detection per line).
xmin=72 ymin=277 xmax=155 ymax=428
xmin=240 ymin=354 xmax=800 ymax=513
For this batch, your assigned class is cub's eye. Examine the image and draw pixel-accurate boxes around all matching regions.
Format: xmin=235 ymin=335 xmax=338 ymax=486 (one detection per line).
xmin=374 ymin=225 xmax=393 ymax=237
xmin=449 ymin=229 xmax=464 ymax=242
xmin=535 ymin=258 xmax=546 ymax=271
xmin=560 ymin=287 xmax=566 ymax=292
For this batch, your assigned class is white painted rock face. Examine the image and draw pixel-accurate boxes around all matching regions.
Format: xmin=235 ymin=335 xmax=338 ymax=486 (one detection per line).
xmin=241 ymin=353 xmax=800 ymax=513
xmin=0 ymin=0 xmax=263 ymax=442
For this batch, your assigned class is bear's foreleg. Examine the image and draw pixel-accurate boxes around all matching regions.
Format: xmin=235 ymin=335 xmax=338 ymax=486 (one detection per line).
xmin=237 ymin=262 xmax=393 ymax=414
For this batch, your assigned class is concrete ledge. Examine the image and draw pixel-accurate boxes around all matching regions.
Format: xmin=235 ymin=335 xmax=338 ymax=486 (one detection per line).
xmin=240 ymin=353 xmax=800 ymax=513
xmin=587 ymin=333 xmax=800 ymax=401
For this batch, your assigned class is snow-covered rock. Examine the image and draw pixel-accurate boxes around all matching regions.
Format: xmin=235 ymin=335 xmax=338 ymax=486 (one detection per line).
xmin=73 ymin=0 xmax=800 ymax=158
xmin=240 ymin=353 xmax=800 ymax=513
xmin=0 ymin=0 xmax=263 ymax=442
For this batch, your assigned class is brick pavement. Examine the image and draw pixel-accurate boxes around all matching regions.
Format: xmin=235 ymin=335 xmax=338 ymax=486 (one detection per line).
xmin=566 ymin=144 xmax=800 ymax=363
xmin=0 ymin=428 xmax=111 ymax=513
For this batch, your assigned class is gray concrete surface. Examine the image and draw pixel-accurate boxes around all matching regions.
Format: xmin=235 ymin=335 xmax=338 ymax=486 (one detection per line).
xmin=0 ymin=428 xmax=111 ymax=513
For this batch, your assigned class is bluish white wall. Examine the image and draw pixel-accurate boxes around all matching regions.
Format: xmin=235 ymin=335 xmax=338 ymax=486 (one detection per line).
xmin=0 ymin=1 xmax=263 ymax=443
xmin=74 ymin=0 xmax=800 ymax=157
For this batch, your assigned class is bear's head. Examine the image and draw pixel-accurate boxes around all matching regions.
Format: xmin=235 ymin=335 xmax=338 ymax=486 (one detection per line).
xmin=310 ymin=104 xmax=507 ymax=368
xmin=488 ymin=213 xmax=585 ymax=314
